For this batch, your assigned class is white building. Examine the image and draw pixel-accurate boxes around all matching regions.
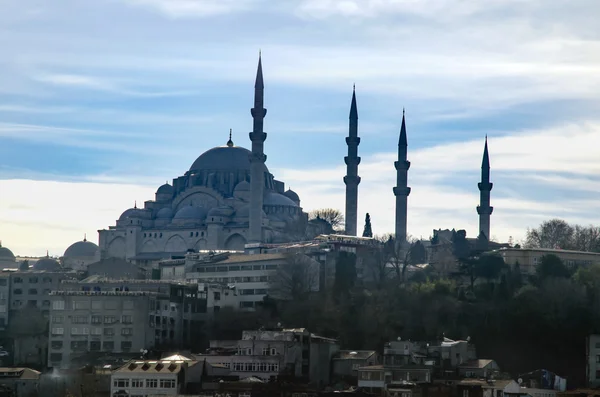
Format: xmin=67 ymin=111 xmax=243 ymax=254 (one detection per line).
xmin=111 ymin=355 xmax=202 ymax=397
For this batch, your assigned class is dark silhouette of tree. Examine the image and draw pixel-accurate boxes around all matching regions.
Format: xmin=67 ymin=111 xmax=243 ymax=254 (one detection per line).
xmin=18 ymin=260 xmax=29 ymax=271
xmin=334 ymin=251 xmax=357 ymax=298
xmin=525 ymin=219 xmax=574 ymax=249
xmin=536 ymin=254 xmax=570 ymax=279
xmin=362 ymin=213 xmax=373 ymax=237
xmin=309 ymin=208 xmax=345 ymax=232
xmin=269 ymin=253 xmax=320 ymax=300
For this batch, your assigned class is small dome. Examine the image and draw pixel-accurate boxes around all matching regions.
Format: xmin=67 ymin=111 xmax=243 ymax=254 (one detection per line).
xmin=119 ymin=207 xmax=145 ymax=220
xmin=234 ymin=180 xmax=251 ymax=192
xmin=0 ymin=243 xmax=15 ymax=262
xmin=208 ymin=206 xmax=234 ymax=217
xmin=156 ymin=183 xmax=174 ymax=195
xmin=173 ymin=205 xmax=208 ymax=221
xmin=156 ymin=207 xmax=174 ymax=219
xmin=283 ymin=189 xmax=300 ymax=203
xmin=264 ymin=192 xmax=298 ymax=207
xmin=235 ymin=204 xmax=267 ymax=218
xmin=34 ymin=257 xmax=61 ymax=271
xmin=64 ymin=239 xmax=99 ymax=258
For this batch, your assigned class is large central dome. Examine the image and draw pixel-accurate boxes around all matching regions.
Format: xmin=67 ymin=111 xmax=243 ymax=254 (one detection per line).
xmin=189 ymin=145 xmax=269 ymax=175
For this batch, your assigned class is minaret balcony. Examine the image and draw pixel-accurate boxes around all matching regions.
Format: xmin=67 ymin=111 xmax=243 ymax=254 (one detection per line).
xmin=344 ymin=175 xmax=361 ymax=185
xmin=478 ymin=182 xmax=493 ymax=191
xmin=251 ymin=108 xmax=267 ymax=118
xmin=345 ymin=136 xmax=361 ymax=145
xmin=344 ymin=156 xmax=361 ymax=166
xmin=393 ymin=186 xmax=411 ymax=197
xmin=477 ymin=206 xmax=494 ymax=215
xmin=249 ymin=132 xmax=267 ymax=142
xmin=394 ymin=160 xmax=411 ymax=171
xmin=248 ymin=152 xmax=267 ymax=164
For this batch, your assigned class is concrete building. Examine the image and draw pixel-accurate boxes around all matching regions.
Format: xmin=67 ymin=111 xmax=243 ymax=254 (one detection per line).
xmin=59 ymin=278 xmax=205 ymax=349
xmin=357 ymin=365 xmax=433 ymax=393
xmin=490 ymin=247 xmax=600 ymax=275
xmin=587 ymin=334 xmax=600 ymax=387
xmin=458 ymin=359 xmax=499 ymax=379
xmin=0 ymin=367 xmax=41 ymax=397
xmin=332 ymin=350 xmax=378 ymax=382
xmin=197 ymin=328 xmax=339 ymax=388
xmin=160 ymin=251 xmax=287 ymax=310
xmin=9 ymin=270 xmax=73 ymax=315
xmin=47 ymin=290 xmax=158 ymax=369
xmin=0 ymin=272 xmax=9 ymax=329
xmin=111 ymin=355 xmax=203 ymax=397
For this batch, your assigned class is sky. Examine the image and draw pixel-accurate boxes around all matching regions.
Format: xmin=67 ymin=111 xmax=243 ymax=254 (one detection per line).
xmin=1 ymin=0 xmax=600 ymax=257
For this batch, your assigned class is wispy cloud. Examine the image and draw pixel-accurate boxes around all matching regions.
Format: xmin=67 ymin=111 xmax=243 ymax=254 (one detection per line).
xmin=123 ymin=0 xmax=260 ymax=17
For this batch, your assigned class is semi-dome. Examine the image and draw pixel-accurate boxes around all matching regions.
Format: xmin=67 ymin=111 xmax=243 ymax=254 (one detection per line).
xmin=189 ymin=145 xmax=269 ymax=175
xmin=156 ymin=183 xmax=174 ymax=195
xmin=235 ymin=204 xmax=267 ymax=218
xmin=64 ymin=238 xmax=99 ymax=258
xmin=173 ymin=205 xmax=208 ymax=221
xmin=264 ymin=192 xmax=298 ymax=207
xmin=34 ymin=256 xmax=61 ymax=271
xmin=156 ymin=207 xmax=174 ymax=219
xmin=208 ymin=206 xmax=235 ymax=217
xmin=0 ymin=243 xmax=15 ymax=262
xmin=283 ymin=189 xmax=300 ymax=203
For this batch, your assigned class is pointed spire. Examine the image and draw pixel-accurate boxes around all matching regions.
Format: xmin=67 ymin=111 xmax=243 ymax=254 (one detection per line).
xmin=254 ymin=51 xmax=263 ymax=89
xmin=482 ymin=135 xmax=490 ymax=169
xmin=227 ymin=128 xmax=234 ymax=147
xmin=83 ymin=233 xmax=87 ymax=242
xmin=349 ymin=85 xmax=358 ymax=120
xmin=46 ymin=250 xmax=49 ymax=258
xmin=134 ymin=201 xmax=137 ymax=209
xmin=399 ymin=108 xmax=407 ymax=146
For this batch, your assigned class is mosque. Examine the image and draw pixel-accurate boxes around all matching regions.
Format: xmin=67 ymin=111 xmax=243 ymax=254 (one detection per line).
xmin=0 ymin=55 xmax=494 ymax=268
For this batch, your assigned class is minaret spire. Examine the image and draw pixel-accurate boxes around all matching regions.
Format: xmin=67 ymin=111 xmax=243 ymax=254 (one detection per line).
xmin=393 ymin=108 xmax=411 ymax=245
xmin=477 ymin=136 xmax=493 ymax=248
xmin=227 ymin=128 xmax=234 ymax=147
xmin=344 ymin=85 xmax=361 ymax=236
xmin=249 ymin=52 xmax=268 ymax=244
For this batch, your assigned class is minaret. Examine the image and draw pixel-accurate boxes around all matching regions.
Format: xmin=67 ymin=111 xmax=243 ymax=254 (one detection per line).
xmin=248 ymin=53 xmax=267 ymax=244
xmin=393 ymin=109 xmax=411 ymax=244
xmin=477 ymin=136 xmax=493 ymax=243
xmin=344 ymin=85 xmax=361 ymax=236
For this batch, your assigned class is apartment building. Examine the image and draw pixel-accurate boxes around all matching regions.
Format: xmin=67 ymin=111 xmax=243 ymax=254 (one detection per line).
xmin=48 ymin=291 xmax=157 ymax=369
xmin=59 ymin=278 xmax=205 ymax=348
xmin=9 ymin=270 xmax=73 ymax=315
xmin=197 ymin=328 xmax=339 ymax=388
xmin=160 ymin=251 xmax=287 ymax=310
xmin=490 ymin=247 xmax=600 ymax=275
xmin=0 ymin=273 xmax=10 ymax=329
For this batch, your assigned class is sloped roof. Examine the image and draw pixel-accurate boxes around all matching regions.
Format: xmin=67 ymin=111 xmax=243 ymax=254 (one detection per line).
xmin=115 ymin=359 xmax=198 ymax=374
xmin=0 ymin=368 xmax=41 ymax=380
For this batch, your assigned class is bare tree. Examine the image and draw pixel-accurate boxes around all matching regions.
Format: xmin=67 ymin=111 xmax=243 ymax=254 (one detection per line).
xmin=372 ymin=234 xmax=426 ymax=283
xmin=309 ymin=208 xmax=345 ymax=232
xmin=525 ymin=219 xmax=574 ymax=249
xmin=269 ymin=253 xmax=320 ymax=300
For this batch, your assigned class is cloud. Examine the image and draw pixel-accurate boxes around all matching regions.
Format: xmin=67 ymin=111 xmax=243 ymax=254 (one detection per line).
xmin=123 ymin=0 xmax=259 ymax=17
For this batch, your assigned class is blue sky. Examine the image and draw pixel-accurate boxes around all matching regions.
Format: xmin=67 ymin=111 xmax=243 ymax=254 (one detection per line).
xmin=1 ymin=0 xmax=600 ymax=256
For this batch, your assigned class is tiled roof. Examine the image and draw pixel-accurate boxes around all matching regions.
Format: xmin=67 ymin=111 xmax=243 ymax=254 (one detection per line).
xmin=0 ymin=368 xmax=41 ymax=380
xmin=114 ymin=359 xmax=198 ymax=374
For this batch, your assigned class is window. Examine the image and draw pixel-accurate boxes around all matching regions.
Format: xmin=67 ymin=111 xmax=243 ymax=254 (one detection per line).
xmin=267 ymin=363 xmax=279 ymax=372
xmin=240 ymin=301 xmax=254 ymax=308
xmin=596 ymin=355 xmax=600 ymax=364
xmin=73 ymin=300 xmax=89 ymax=310
xmin=229 ymin=265 xmax=240 ymax=271
xmin=90 ymin=341 xmax=101 ymax=351
xmin=27 ymin=288 xmax=37 ymax=295
xmin=213 ymin=292 xmax=221 ymax=301
xmin=43 ymin=300 xmax=50 ymax=307
xmin=43 ymin=277 xmax=52 ymax=283
xmin=72 ymin=315 xmax=88 ymax=324
xmin=105 ymin=301 xmax=117 ymax=310
xmin=91 ymin=300 xmax=102 ymax=310
xmin=262 ymin=347 xmax=269 ymax=355
xmin=70 ymin=341 xmax=87 ymax=351
xmin=121 ymin=328 xmax=133 ymax=336
xmin=51 ymin=327 xmax=64 ymax=335
xmin=113 ymin=379 xmax=129 ymax=388
xmin=352 ymin=363 xmax=360 ymax=370
xmin=103 ymin=341 xmax=114 ymax=350
xmin=123 ymin=300 xmax=134 ymax=310
xmin=52 ymin=315 xmax=63 ymax=324
xmin=160 ymin=379 xmax=176 ymax=388
xmin=104 ymin=328 xmax=115 ymax=336
xmin=13 ymin=277 xmax=22 ymax=284
xmin=463 ymin=391 xmax=469 ymax=397
xmin=104 ymin=316 xmax=116 ymax=324
xmin=253 ymin=265 xmax=263 ymax=270
xmin=121 ymin=341 xmax=132 ymax=351
xmin=265 ymin=264 xmax=278 ymax=270
xmin=50 ymin=353 xmax=62 ymax=362
xmin=270 ymin=347 xmax=277 ymax=355
xmin=91 ymin=327 xmax=102 ymax=335
xmin=122 ymin=315 xmax=133 ymax=324
xmin=241 ymin=265 xmax=252 ymax=271
xmin=91 ymin=315 xmax=102 ymax=324
xmin=13 ymin=289 xmax=22 ymax=295
xmin=51 ymin=341 xmax=63 ymax=349
xmin=29 ymin=277 xmax=38 ymax=284
xmin=146 ymin=379 xmax=158 ymax=388
xmin=131 ymin=379 xmax=143 ymax=388
xmin=52 ymin=300 xmax=65 ymax=310
xmin=0 ymin=279 xmax=6 ymax=286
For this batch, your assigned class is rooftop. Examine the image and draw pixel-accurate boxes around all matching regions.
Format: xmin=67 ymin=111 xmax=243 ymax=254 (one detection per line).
xmin=459 ymin=359 xmax=496 ymax=369
xmin=334 ymin=350 xmax=377 ymax=360
xmin=114 ymin=359 xmax=198 ymax=374
xmin=0 ymin=368 xmax=41 ymax=380
xmin=50 ymin=291 xmax=158 ymax=297
xmin=492 ymin=247 xmax=600 ymax=256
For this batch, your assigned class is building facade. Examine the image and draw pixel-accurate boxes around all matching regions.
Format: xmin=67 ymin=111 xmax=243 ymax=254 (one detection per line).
xmin=47 ymin=291 xmax=157 ymax=369
xmin=491 ymin=247 xmax=600 ymax=275
xmin=9 ymin=270 xmax=72 ymax=316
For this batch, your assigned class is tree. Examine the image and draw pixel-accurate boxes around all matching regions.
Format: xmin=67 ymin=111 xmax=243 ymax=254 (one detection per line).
xmin=269 ymin=253 xmax=320 ymax=300
xmin=362 ymin=213 xmax=373 ymax=237
xmin=309 ymin=208 xmax=345 ymax=232
xmin=525 ymin=219 xmax=574 ymax=249
xmin=536 ymin=254 xmax=570 ymax=279
xmin=334 ymin=251 xmax=357 ymax=297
